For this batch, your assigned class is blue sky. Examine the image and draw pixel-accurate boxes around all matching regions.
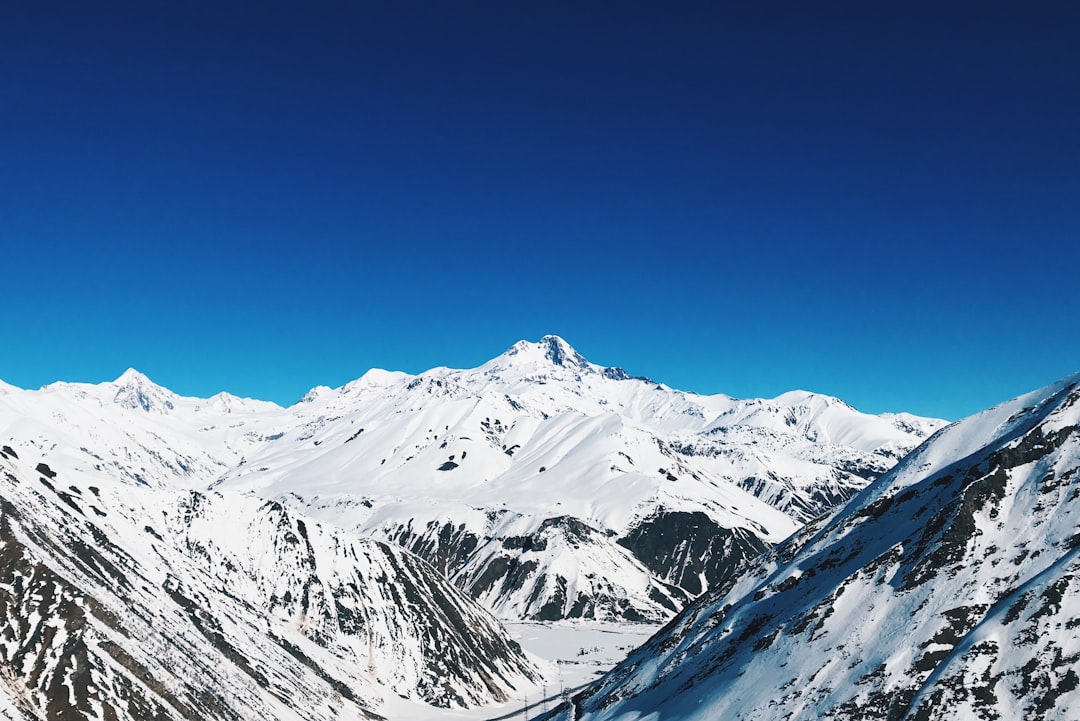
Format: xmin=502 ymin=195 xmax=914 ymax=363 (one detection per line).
xmin=2 ymin=2 xmax=1078 ymax=419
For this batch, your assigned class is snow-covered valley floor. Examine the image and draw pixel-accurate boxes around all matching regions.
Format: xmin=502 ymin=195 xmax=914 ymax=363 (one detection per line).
xmin=383 ymin=621 xmax=660 ymax=720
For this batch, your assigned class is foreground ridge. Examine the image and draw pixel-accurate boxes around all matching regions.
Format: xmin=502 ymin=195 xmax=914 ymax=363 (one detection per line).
xmin=548 ymin=372 xmax=1080 ymax=720
xmin=0 ymin=445 xmax=540 ymax=718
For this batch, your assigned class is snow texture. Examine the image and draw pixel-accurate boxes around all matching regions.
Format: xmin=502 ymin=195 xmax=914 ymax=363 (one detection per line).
xmin=0 ymin=451 xmax=539 ymax=719
xmin=551 ymin=372 xmax=1080 ymax=721
xmin=0 ymin=337 xmax=943 ymax=625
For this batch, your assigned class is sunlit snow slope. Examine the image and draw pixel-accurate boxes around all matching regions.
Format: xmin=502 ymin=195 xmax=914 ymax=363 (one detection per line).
xmin=553 ymin=372 xmax=1080 ymax=721
xmin=0 ymin=336 xmax=943 ymax=623
xmin=216 ymin=336 xmax=942 ymax=621
xmin=0 ymin=446 xmax=539 ymax=720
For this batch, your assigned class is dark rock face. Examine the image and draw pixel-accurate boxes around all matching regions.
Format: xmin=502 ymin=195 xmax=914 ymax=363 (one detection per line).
xmin=617 ymin=510 xmax=769 ymax=596
xmin=601 ymin=367 xmax=632 ymax=381
xmin=385 ymin=518 xmax=482 ymax=577
xmin=0 ymin=506 xmax=136 ymax=721
xmin=389 ymin=513 xmax=689 ymax=622
xmin=0 ymin=492 xmax=270 ymax=721
xmin=540 ymin=335 xmax=588 ymax=368
xmin=462 ymin=515 xmax=688 ymax=622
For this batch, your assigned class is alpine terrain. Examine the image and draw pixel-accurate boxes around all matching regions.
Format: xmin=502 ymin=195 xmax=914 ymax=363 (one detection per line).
xmin=0 ymin=337 xmax=942 ymax=628
xmin=0 ymin=444 xmax=540 ymax=719
xmin=549 ymin=372 xmax=1080 ymax=720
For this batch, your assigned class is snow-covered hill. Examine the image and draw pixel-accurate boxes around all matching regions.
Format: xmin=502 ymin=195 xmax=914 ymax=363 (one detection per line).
xmin=215 ymin=336 xmax=943 ymax=620
xmin=552 ymin=372 xmax=1080 ymax=720
xmin=0 ymin=336 xmax=943 ymax=623
xmin=0 ymin=446 xmax=539 ymax=719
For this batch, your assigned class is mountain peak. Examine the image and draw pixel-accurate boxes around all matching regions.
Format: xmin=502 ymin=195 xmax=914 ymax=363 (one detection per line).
xmin=114 ymin=368 xmax=152 ymax=386
xmin=299 ymin=385 xmax=333 ymax=403
xmin=111 ymin=368 xmax=176 ymax=413
xmin=538 ymin=334 xmax=587 ymax=367
xmin=501 ymin=335 xmax=590 ymax=369
xmin=488 ymin=336 xmax=650 ymax=384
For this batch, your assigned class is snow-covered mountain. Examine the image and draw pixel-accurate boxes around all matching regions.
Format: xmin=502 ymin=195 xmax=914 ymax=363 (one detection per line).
xmin=552 ymin=372 xmax=1080 ymax=720
xmin=0 ymin=445 xmax=539 ymax=719
xmin=0 ymin=336 xmax=943 ymax=623
xmin=215 ymin=336 xmax=943 ymax=621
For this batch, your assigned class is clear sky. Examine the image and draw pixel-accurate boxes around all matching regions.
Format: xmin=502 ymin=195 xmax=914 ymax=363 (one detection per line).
xmin=2 ymin=2 xmax=1078 ymax=420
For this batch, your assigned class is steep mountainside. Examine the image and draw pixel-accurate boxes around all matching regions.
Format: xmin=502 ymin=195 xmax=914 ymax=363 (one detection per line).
xmin=0 ymin=337 xmax=943 ymax=622
xmin=215 ymin=336 xmax=943 ymax=620
xmin=0 ymin=447 xmax=539 ymax=720
xmin=552 ymin=373 xmax=1080 ymax=721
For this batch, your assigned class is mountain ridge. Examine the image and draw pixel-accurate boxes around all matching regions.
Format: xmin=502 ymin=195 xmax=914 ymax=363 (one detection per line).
xmin=548 ymin=371 xmax=1080 ymax=720
xmin=7 ymin=335 xmax=937 ymax=420
xmin=0 ymin=444 xmax=542 ymax=719
xmin=0 ymin=337 xmax=946 ymax=623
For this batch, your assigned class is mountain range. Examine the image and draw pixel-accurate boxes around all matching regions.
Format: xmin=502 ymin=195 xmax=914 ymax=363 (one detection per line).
xmin=3 ymin=336 xmax=1076 ymax=720
xmin=0 ymin=336 xmax=944 ymax=626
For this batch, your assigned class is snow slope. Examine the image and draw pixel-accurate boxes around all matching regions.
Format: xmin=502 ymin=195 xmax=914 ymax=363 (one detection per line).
xmin=215 ymin=336 xmax=943 ymax=620
xmin=0 ymin=336 xmax=943 ymax=623
xmin=0 ymin=445 xmax=539 ymax=720
xmin=552 ymin=372 xmax=1080 ymax=720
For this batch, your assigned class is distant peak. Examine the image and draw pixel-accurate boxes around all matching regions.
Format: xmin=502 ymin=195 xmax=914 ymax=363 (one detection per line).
xmin=538 ymin=335 xmax=588 ymax=368
xmin=111 ymin=368 xmax=175 ymax=412
xmin=488 ymin=336 xmax=650 ymax=383
xmin=115 ymin=368 xmax=151 ymax=385
xmin=299 ymin=385 xmax=333 ymax=403
xmin=501 ymin=335 xmax=590 ymax=369
xmin=350 ymin=368 xmax=411 ymax=388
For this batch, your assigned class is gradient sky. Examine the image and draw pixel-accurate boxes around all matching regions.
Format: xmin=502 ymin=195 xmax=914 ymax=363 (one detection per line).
xmin=2 ymin=2 xmax=1078 ymax=419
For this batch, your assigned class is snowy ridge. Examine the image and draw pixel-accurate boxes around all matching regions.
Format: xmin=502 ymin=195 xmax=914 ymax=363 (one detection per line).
xmin=0 ymin=337 xmax=944 ymax=623
xmin=0 ymin=447 xmax=540 ymax=719
xmin=550 ymin=372 xmax=1080 ymax=720
xmin=214 ymin=336 xmax=942 ymax=620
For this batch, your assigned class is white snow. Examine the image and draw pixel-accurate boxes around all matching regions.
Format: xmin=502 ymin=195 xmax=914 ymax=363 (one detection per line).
xmin=381 ymin=621 xmax=661 ymax=721
xmin=559 ymin=372 xmax=1080 ymax=721
xmin=0 ymin=337 xmax=942 ymax=624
